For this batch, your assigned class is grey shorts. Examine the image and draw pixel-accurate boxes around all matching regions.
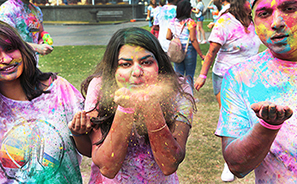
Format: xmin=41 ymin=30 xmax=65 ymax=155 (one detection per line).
xmin=212 ymin=72 xmax=223 ymax=96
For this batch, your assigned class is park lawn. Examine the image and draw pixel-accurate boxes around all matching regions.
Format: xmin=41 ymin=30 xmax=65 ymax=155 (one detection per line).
xmin=39 ymin=45 xmax=106 ymax=90
xmin=39 ymin=44 xmax=266 ymax=184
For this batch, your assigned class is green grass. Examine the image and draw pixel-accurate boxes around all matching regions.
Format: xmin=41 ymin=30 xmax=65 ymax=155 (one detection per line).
xmin=39 ymin=44 xmax=266 ymax=184
xmin=39 ymin=45 xmax=106 ymax=90
xmin=203 ymin=19 xmax=213 ymax=33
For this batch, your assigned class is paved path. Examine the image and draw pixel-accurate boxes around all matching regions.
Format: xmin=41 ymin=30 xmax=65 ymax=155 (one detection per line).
xmin=44 ymin=21 xmax=210 ymax=46
xmin=44 ymin=21 xmax=148 ymax=46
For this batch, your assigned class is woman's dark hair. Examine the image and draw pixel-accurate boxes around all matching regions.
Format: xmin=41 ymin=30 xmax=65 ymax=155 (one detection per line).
xmin=167 ymin=0 xmax=176 ymax=5
xmin=214 ymin=0 xmax=222 ymax=11
xmin=176 ymin=0 xmax=192 ymax=21
xmin=228 ymin=0 xmax=252 ymax=29
xmin=0 ymin=21 xmax=55 ymax=101
xmin=159 ymin=0 xmax=166 ymax=6
xmin=81 ymin=27 xmax=195 ymax=145
xmin=149 ymin=0 xmax=157 ymax=8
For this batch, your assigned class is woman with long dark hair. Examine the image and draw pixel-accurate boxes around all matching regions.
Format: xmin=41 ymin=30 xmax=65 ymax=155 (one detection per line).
xmin=166 ymin=0 xmax=204 ymax=89
xmin=69 ymin=27 xmax=196 ymax=183
xmin=0 ymin=20 xmax=83 ymax=183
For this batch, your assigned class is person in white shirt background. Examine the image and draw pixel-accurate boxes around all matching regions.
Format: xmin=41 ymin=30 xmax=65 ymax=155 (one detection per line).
xmin=194 ymin=0 xmax=261 ymax=181
xmin=153 ymin=0 xmax=178 ymax=52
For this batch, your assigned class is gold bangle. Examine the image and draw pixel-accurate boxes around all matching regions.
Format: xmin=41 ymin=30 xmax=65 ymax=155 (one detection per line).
xmin=150 ymin=124 xmax=167 ymax=133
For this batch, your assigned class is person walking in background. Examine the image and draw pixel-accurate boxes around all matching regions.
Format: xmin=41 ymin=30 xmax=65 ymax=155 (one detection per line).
xmin=208 ymin=0 xmax=230 ymax=29
xmin=150 ymin=0 xmax=166 ymax=38
xmin=208 ymin=0 xmax=221 ymax=21
xmin=218 ymin=0 xmax=230 ymax=16
xmin=68 ymin=27 xmax=195 ymax=183
xmin=154 ymin=0 xmax=166 ymax=18
xmin=216 ymin=0 xmax=297 ymax=182
xmin=0 ymin=20 xmax=83 ymax=183
xmin=194 ymin=0 xmax=261 ymax=181
xmin=0 ymin=0 xmax=53 ymax=65
xmin=153 ymin=0 xmax=178 ymax=52
xmin=207 ymin=0 xmax=222 ymax=29
xmin=146 ymin=0 xmax=157 ymax=28
xmin=167 ymin=0 xmax=204 ymax=88
xmin=192 ymin=0 xmax=207 ymax=44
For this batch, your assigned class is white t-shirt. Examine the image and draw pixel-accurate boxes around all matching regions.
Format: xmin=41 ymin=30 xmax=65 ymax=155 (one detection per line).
xmin=153 ymin=6 xmax=161 ymax=20
xmin=153 ymin=4 xmax=176 ymax=52
xmin=148 ymin=5 xmax=157 ymax=18
xmin=208 ymin=12 xmax=261 ymax=76
xmin=190 ymin=0 xmax=196 ymax=8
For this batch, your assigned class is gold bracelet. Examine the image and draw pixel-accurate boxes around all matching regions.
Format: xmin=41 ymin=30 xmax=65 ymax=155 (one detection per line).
xmin=150 ymin=124 xmax=167 ymax=133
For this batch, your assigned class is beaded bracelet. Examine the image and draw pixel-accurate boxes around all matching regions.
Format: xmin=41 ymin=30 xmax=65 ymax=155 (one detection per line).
xmin=259 ymin=119 xmax=283 ymax=130
xmin=117 ymin=105 xmax=135 ymax=114
xmin=199 ymin=74 xmax=207 ymax=79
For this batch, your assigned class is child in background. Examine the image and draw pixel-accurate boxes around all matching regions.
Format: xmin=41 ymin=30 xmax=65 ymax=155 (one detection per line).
xmin=192 ymin=0 xmax=207 ymax=44
xmin=146 ymin=0 xmax=158 ymax=28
